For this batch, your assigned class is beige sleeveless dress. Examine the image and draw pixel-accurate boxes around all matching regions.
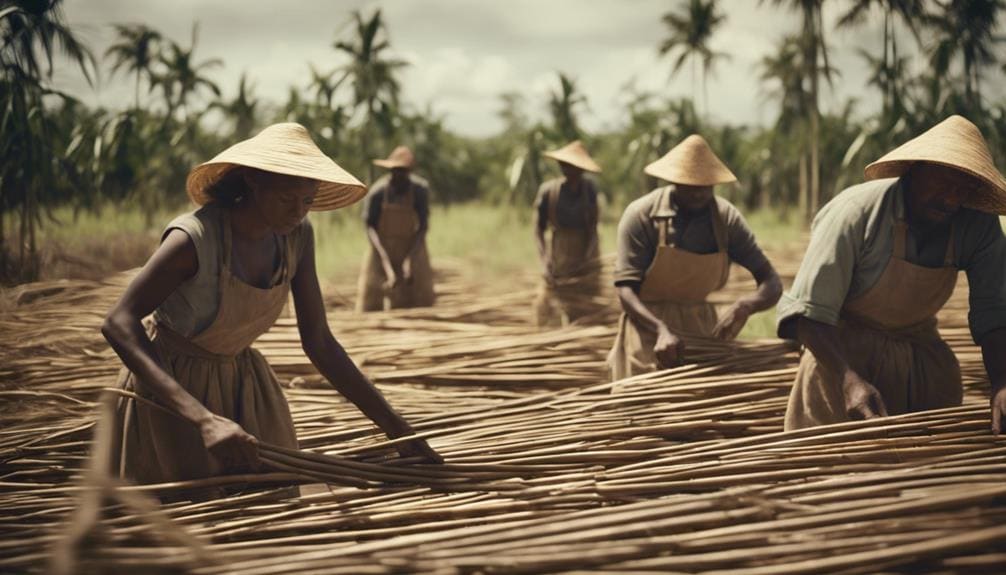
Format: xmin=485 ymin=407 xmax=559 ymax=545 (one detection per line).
xmin=110 ymin=206 xmax=306 ymax=486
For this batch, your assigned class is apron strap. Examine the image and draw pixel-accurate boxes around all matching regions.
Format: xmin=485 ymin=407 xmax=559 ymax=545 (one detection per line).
xmin=656 ymin=186 xmax=675 ymax=248
xmin=547 ymin=180 xmax=560 ymax=229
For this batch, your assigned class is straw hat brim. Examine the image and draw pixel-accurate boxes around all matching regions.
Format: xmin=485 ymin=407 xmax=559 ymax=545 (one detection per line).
xmin=643 ymin=162 xmax=737 ymax=186
xmin=372 ymin=159 xmax=413 ymax=169
xmin=188 ymin=162 xmax=367 ymax=212
xmin=643 ymin=134 xmax=737 ymax=186
xmin=865 ymin=160 xmax=1006 ymax=215
xmin=186 ymin=123 xmax=367 ymax=212
xmin=863 ymin=115 xmax=1006 ymax=215
xmin=543 ymin=151 xmax=602 ymax=173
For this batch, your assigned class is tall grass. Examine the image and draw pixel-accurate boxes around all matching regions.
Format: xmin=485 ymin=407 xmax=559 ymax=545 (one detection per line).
xmin=18 ymin=201 xmax=801 ymax=338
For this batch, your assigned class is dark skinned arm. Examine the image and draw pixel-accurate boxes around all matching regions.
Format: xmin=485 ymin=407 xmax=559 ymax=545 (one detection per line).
xmin=101 ymin=230 xmax=259 ymax=469
xmin=978 ymin=327 xmax=1006 ymax=434
xmin=366 ymin=225 xmax=398 ymax=288
xmin=616 ymin=284 xmax=685 ymax=368
xmin=534 ymin=206 xmax=552 ymax=282
xmin=712 ymin=261 xmax=784 ymax=340
xmin=291 ymin=229 xmax=442 ymax=463
xmin=787 ymin=316 xmax=889 ymax=420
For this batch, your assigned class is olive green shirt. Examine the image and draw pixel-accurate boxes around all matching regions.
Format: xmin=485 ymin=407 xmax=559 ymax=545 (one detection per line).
xmin=614 ymin=186 xmax=770 ymax=288
xmin=776 ymin=177 xmax=1006 ymax=343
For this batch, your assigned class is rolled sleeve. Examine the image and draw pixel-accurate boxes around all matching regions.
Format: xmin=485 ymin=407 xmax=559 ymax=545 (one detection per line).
xmin=776 ymin=202 xmax=865 ymax=335
xmin=613 ymin=200 xmax=655 ymax=287
xmin=963 ymin=213 xmax=1006 ymax=343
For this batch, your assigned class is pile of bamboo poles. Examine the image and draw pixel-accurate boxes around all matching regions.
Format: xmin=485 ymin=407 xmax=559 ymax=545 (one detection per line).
xmin=1 ymin=245 xmax=1002 ymax=574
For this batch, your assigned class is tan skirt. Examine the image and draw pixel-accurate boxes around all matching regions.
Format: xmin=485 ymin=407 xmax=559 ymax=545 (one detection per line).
xmin=356 ymin=243 xmax=435 ymax=312
xmin=533 ymin=268 xmax=603 ymax=327
xmin=607 ymin=300 xmax=718 ymax=382
xmin=109 ymin=325 xmax=299 ymax=487
xmin=784 ymin=318 xmax=962 ymax=431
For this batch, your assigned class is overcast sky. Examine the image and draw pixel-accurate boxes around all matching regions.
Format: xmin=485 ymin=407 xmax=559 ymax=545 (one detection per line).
xmin=54 ymin=0 xmax=1005 ymax=138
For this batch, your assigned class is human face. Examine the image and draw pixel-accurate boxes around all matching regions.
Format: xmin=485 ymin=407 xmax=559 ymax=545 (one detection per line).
xmin=673 ymin=183 xmax=714 ymax=213
xmin=246 ymin=171 xmax=318 ymax=234
xmin=390 ymin=167 xmax=411 ymax=189
xmin=905 ymin=163 xmax=978 ymax=227
xmin=559 ymin=162 xmax=584 ymax=182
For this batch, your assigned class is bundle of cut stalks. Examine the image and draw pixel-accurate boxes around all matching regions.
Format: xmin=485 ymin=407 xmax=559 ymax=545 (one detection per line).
xmin=1 ymin=244 xmax=1001 ymax=574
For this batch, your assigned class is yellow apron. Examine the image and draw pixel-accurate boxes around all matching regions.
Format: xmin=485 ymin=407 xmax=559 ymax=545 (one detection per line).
xmin=356 ymin=183 xmax=435 ymax=312
xmin=533 ymin=180 xmax=603 ymax=327
xmin=784 ymin=219 xmax=961 ymax=430
xmin=111 ymin=210 xmax=299 ymax=488
xmin=607 ymin=186 xmax=730 ymax=381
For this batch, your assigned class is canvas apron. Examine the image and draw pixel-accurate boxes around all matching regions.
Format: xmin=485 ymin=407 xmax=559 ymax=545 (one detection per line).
xmin=356 ymin=183 xmax=435 ymax=312
xmin=111 ymin=210 xmax=299 ymax=488
xmin=533 ymin=181 xmax=603 ymax=327
xmin=608 ymin=187 xmax=730 ymax=381
xmin=784 ymin=219 xmax=961 ymax=430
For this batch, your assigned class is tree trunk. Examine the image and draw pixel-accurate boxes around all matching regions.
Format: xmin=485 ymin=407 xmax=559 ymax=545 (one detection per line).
xmin=798 ymin=152 xmax=808 ymax=225
xmin=806 ymin=10 xmax=821 ymax=224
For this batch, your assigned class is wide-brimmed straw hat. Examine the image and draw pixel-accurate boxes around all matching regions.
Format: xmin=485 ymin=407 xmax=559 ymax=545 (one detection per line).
xmin=186 ymin=123 xmax=366 ymax=212
xmin=543 ymin=140 xmax=602 ymax=173
xmin=645 ymin=134 xmax=737 ymax=186
xmin=864 ymin=115 xmax=1006 ymax=214
xmin=373 ymin=146 xmax=416 ymax=169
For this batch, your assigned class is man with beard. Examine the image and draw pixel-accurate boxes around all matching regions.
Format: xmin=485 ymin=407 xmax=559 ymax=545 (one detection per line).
xmin=777 ymin=116 xmax=1006 ymax=433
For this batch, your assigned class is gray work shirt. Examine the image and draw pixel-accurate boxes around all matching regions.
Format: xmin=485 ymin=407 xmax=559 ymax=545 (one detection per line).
xmin=614 ymin=186 xmax=771 ymax=288
xmin=776 ymin=177 xmax=1006 ymax=343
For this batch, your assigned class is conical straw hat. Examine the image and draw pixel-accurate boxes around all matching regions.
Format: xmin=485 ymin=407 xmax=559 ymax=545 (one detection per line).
xmin=645 ymin=134 xmax=737 ymax=185
xmin=543 ymin=140 xmax=602 ymax=173
xmin=865 ymin=115 xmax=1006 ymax=214
xmin=373 ymin=145 xmax=416 ymax=169
xmin=186 ymin=123 xmax=366 ymax=212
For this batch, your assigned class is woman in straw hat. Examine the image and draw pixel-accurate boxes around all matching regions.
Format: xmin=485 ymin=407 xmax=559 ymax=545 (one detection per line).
xmin=357 ymin=145 xmax=435 ymax=312
xmin=608 ymin=134 xmax=782 ymax=382
xmin=102 ymin=124 xmax=441 ymax=492
xmin=777 ymin=115 xmax=1006 ymax=433
xmin=533 ymin=140 xmax=606 ymax=327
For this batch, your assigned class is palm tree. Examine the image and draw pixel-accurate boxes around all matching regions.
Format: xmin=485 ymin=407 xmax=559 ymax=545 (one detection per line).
xmin=104 ymin=23 xmax=162 ymax=109
xmin=928 ymin=0 xmax=1004 ymax=111
xmin=838 ymin=1 xmax=928 ymax=116
xmin=0 ymin=0 xmax=95 ymax=279
xmin=658 ymin=0 xmax=728 ymax=116
xmin=156 ymin=23 xmax=222 ymax=122
xmin=857 ymin=46 xmax=911 ymax=117
xmin=210 ymin=72 xmax=258 ymax=140
xmin=548 ymin=72 xmax=587 ymax=142
xmin=333 ymin=8 xmax=407 ymax=181
xmin=308 ymin=63 xmax=339 ymax=109
xmin=761 ymin=0 xmax=832 ymax=223
xmin=760 ymin=35 xmax=812 ymax=216
xmin=0 ymin=0 xmax=95 ymax=83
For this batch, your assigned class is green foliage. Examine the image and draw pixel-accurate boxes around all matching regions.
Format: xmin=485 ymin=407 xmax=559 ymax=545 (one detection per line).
xmin=3 ymin=1 xmax=1006 ymax=288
